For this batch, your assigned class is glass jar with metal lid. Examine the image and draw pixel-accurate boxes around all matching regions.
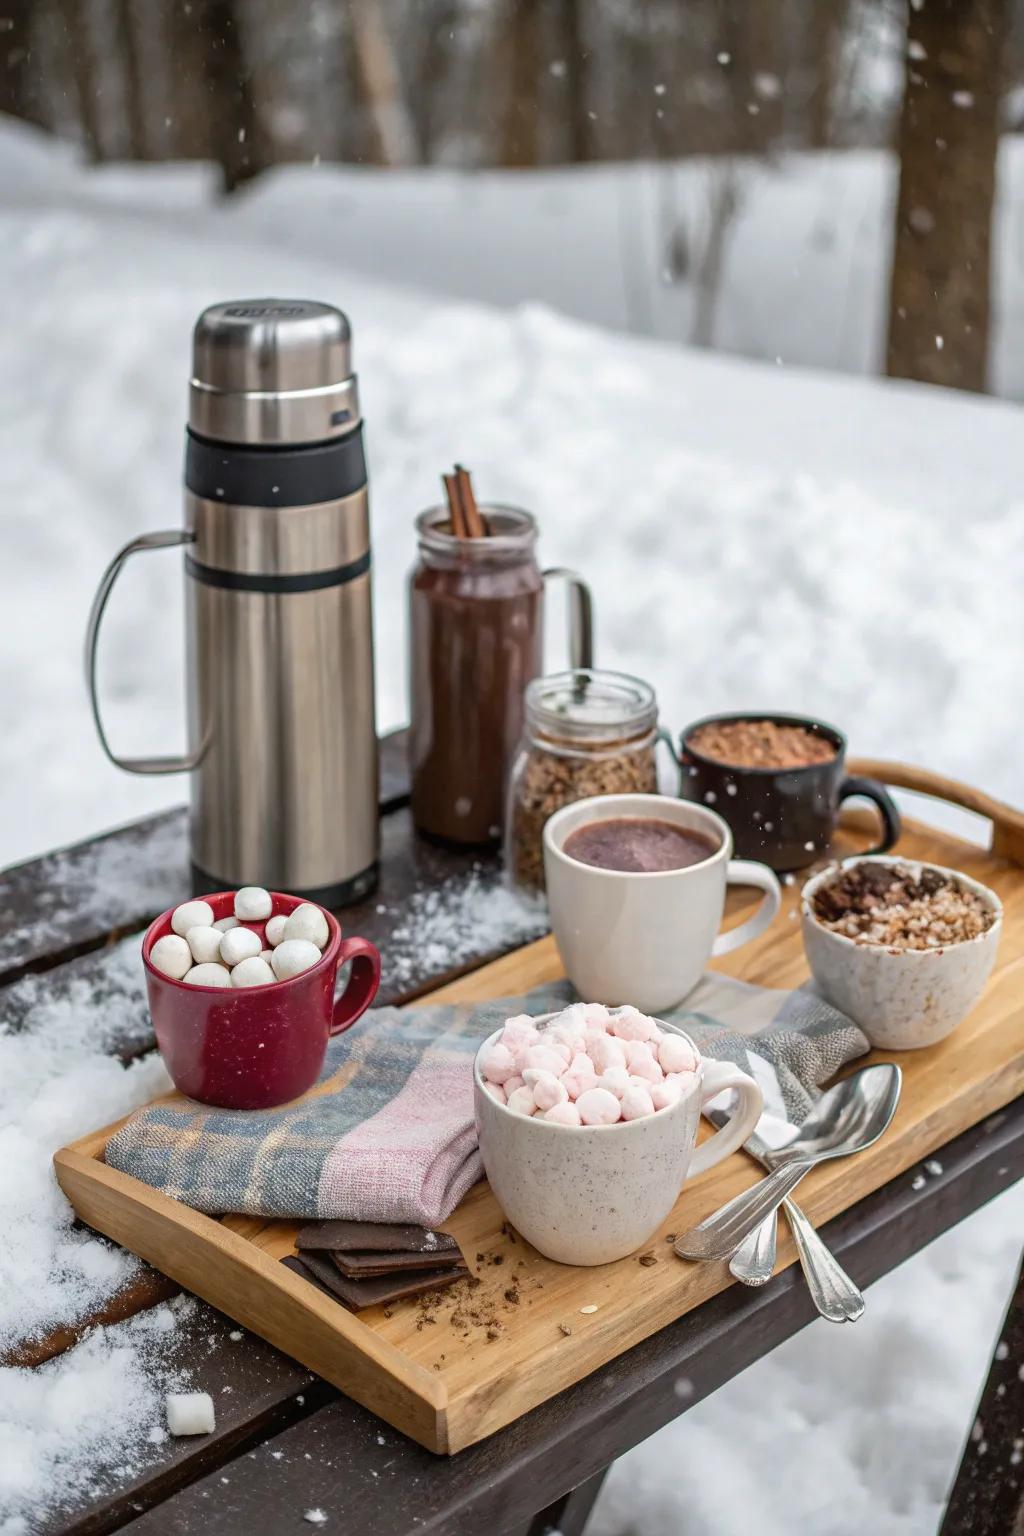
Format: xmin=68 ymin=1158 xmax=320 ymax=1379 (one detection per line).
xmin=505 ymin=668 xmax=659 ymax=896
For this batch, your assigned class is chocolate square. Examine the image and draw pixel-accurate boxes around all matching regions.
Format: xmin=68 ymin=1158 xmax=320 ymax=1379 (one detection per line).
xmin=295 ymin=1219 xmax=459 ymax=1257
xmin=282 ymin=1251 xmax=466 ymax=1311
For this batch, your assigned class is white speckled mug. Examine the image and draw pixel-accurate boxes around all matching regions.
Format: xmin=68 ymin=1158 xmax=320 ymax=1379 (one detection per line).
xmin=473 ymin=1017 xmax=764 ymax=1265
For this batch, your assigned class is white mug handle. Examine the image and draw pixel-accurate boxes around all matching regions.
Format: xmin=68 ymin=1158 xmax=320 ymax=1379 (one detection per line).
xmin=712 ymin=859 xmax=782 ymax=957
xmin=688 ymin=1058 xmax=764 ymax=1177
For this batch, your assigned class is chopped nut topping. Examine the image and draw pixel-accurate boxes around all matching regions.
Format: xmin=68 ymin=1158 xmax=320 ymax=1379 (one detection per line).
xmin=812 ymin=861 xmax=995 ymax=950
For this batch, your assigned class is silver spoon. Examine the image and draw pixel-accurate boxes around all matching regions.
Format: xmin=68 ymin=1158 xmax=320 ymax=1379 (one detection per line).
xmin=729 ymin=1127 xmax=863 ymax=1321
xmin=674 ymin=1063 xmax=902 ymax=1263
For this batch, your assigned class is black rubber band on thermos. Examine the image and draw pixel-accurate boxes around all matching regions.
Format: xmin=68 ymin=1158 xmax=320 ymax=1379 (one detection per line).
xmin=184 ymin=425 xmax=368 ymax=508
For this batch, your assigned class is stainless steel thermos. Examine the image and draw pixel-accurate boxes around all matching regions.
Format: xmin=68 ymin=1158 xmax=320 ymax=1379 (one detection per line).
xmin=85 ymin=299 xmax=379 ymax=904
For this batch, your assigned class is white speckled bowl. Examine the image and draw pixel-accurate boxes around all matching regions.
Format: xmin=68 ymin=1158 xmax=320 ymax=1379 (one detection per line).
xmin=473 ymin=1014 xmax=763 ymax=1266
xmin=802 ymin=856 xmax=1002 ymax=1051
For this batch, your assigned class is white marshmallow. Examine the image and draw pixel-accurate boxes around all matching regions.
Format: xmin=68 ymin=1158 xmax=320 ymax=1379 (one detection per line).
xmin=620 ymin=1084 xmax=655 ymax=1121
xmin=150 ymin=934 xmax=192 ymax=980
xmin=481 ymin=1043 xmax=517 ymax=1085
xmin=259 ymin=949 xmax=276 ymax=965
xmin=523 ymin=1069 xmax=568 ymax=1111
xmin=282 ymin=902 xmax=329 ymax=949
xmin=544 ymin=1101 xmax=582 ymax=1126
xmin=271 ymin=939 xmax=322 ymax=980
xmin=234 ymin=886 xmax=272 ymax=921
xmin=166 ymin=1391 xmax=216 ymax=1436
xmin=596 ymin=1067 xmax=631 ymax=1100
xmin=506 ymin=1085 xmax=538 ymax=1116
xmin=610 ymin=1005 xmax=660 ymax=1043
xmin=651 ymin=1078 xmax=683 ymax=1112
xmin=231 ymin=956 xmax=277 ymax=988
xmin=576 ymin=1087 xmax=622 ymax=1126
xmin=561 ymin=1054 xmax=599 ymax=1101
xmin=523 ymin=1044 xmax=566 ymax=1076
xmin=658 ymin=1034 xmax=698 ymax=1075
xmin=264 ymin=914 xmax=288 ymax=947
xmin=503 ymin=1073 xmax=525 ymax=1096
xmin=579 ymin=1002 xmax=611 ymax=1028
xmin=183 ymin=963 xmax=232 ymax=987
xmin=219 ymin=927 xmax=262 ymax=967
xmin=625 ymin=1043 xmax=663 ymax=1083
xmin=483 ymin=1081 xmax=507 ymax=1105
xmin=170 ymin=900 xmax=215 ymax=937
xmin=186 ymin=925 xmax=223 ymax=964
xmin=213 ymin=916 xmax=239 ymax=932
xmin=585 ymin=1032 xmax=626 ymax=1074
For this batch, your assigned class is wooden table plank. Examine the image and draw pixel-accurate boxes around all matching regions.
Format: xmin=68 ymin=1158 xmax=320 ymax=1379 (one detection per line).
xmin=0 ymin=732 xmax=411 ymax=985
xmin=117 ymin=1100 xmax=1024 ymax=1536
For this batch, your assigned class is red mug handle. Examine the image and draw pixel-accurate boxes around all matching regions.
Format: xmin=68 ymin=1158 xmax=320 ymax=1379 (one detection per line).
xmin=331 ymin=936 xmax=382 ymax=1035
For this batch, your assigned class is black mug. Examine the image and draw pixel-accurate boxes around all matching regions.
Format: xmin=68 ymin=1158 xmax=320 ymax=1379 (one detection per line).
xmin=676 ymin=712 xmax=900 ymax=874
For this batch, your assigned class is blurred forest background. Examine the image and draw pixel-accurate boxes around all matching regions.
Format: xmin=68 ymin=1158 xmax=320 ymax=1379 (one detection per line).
xmin=0 ymin=0 xmax=1018 ymax=392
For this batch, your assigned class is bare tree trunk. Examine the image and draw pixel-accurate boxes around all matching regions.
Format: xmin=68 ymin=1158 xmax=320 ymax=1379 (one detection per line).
xmin=349 ymin=0 xmax=417 ymax=166
xmin=195 ymin=0 xmax=263 ymax=192
xmin=500 ymin=0 xmax=541 ymax=167
xmin=0 ymin=0 xmax=45 ymax=124
xmin=115 ymin=0 xmax=148 ymax=158
xmin=806 ymin=0 xmax=848 ymax=149
xmin=558 ymin=0 xmax=590 ymax=163
xmin=70 ymin=0 xmax=104 ymax=160
xmin=886 ymin=0 xmax=1006 ymax=392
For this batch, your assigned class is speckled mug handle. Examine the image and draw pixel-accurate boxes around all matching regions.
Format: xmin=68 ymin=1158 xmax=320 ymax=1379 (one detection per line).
xmin=689 ymin=1059 xmax=764 ymax=1178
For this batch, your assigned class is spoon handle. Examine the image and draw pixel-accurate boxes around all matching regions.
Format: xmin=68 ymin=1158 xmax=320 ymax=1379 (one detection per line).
xmin=728 ymin=1208 xmax=778 ymax=1286
xmin=785 ymin=1199 xmax=865 ymax=1323
xmin=675 ymin=1159 xmax=812 ymax=1261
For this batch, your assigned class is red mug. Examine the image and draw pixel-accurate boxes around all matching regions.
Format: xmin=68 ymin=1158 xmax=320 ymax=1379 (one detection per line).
xmin=142 ymin=891 xmax=381 ymax=1110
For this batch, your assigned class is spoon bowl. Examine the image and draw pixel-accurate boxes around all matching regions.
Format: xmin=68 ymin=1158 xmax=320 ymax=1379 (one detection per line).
xmin=675 ymin=1062 xmax=902 ymax=1261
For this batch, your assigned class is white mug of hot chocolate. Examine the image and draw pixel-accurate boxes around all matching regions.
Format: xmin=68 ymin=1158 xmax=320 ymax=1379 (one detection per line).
xmin=543 ymin=794 xmax=782 ymax=1011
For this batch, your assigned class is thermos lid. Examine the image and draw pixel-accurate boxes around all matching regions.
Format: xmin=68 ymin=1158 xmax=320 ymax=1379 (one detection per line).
xmin=190 ymin=299 xmax=360 ymax=446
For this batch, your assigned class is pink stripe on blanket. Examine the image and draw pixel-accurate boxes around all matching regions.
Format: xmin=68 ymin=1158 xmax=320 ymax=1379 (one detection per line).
xmin=317 ymin=1055 xmax=483 ymax=1227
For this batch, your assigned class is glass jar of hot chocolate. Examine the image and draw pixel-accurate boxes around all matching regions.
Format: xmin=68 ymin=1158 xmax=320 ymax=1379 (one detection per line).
xmin=408 ymin=506 xmax=592 ymax=846
xmin=505 ymin=668 xmax=660 ymax=896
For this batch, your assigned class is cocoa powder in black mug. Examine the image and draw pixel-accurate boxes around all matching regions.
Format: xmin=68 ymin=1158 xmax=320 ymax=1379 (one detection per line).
xmin=563 ymin=816 xmax=719 ymax=874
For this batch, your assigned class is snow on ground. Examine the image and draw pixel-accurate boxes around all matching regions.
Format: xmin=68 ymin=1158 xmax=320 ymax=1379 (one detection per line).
xmin=1 ymin=119 xmax=1023 ymax=1531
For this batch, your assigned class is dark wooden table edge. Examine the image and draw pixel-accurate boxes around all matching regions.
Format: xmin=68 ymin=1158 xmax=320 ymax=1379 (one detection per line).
xmin=117 ymin=1097 xmax=1024 ymax=1536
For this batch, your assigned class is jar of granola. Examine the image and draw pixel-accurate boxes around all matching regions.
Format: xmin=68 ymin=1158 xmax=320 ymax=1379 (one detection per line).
xmin=506 ymin=669 xmax=660 ymax=896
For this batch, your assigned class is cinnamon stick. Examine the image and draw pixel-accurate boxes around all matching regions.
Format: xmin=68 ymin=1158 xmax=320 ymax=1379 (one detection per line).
xmin=455 ymin=464 xmax=486 ymax=538
xmin=443 ymin=472 xmax=468 ymax=538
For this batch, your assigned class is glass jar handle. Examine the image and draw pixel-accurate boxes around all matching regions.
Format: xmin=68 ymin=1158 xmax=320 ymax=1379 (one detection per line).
xmin=542 ymin=567 xmax=594 ymax=670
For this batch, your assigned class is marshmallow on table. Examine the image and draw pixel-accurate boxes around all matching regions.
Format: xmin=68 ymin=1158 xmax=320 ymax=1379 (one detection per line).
xmin=166 ymin=1392 xmax=216 ymax=1436
xmin=183 ymin=963 xmax=232 ymax=987
xmin=186 ymin=925 xmax=224 ymax=965
xmin=234 ymin=886 xmax=272 ymax=921
xmin=219 ymin=927 xmax=262 ymax=967
xmin=150 ymin=934 xmax=192 ymax=980
xmin=271 ymin=939 xmax=321 ymax=980
xmin=232 ymin=956 xmax=277 ymax=988
xmin=170 ymin=900 xmax=214 ymax=937
xmin=264 ymin=914 xmax=288 ymax=948
xmin=282 ymin=903 xmax=330 ymax=949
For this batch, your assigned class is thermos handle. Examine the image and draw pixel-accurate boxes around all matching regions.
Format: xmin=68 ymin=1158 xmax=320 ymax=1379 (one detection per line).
xmin=85 ymin=529 xmax=202 ymax=775
xmin=542 ymin=567 xmax=594 ymax=670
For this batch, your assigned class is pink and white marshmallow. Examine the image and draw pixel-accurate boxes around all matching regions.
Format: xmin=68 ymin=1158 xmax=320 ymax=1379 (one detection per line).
xmin=484 ymin=1004 xmax=701 ymax=1128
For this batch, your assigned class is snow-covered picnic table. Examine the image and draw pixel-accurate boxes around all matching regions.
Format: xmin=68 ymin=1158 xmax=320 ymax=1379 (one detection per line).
xmin=2 ymin=736 xmax=1023 ymax=1536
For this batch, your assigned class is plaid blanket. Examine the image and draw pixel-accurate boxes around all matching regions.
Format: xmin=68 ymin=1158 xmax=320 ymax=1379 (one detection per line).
xmin=105 ymin=978 xmax=868 ymax=1227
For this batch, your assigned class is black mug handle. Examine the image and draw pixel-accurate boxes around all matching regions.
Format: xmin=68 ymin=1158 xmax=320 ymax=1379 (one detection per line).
xmin=837 ymin=776 xmax=901 ymax=855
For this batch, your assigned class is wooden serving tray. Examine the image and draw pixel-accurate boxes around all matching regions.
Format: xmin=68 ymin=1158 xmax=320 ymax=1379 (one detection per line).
xmin=54 ymin=767 xmax=1024 ymax=1455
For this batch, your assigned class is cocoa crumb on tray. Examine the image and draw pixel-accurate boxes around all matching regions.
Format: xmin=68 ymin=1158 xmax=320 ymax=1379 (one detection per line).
xmin=811 ymin=861 xmax=995 ymax=950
